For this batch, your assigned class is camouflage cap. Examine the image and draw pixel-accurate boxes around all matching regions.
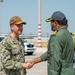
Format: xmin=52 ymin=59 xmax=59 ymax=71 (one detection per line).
xmin=10 ymin=16 xmax=26 ymax=25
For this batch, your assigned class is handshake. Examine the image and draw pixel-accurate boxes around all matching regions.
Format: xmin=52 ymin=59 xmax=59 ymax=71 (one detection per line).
xmin=22 ymin=60 xmax=34 ymax=69
xmin=22 ymin=57 xmax=42 ymax=69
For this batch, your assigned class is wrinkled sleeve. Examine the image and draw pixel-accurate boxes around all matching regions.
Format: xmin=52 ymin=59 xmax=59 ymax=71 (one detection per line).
xmin=51 ymin=35 xmax=62 ymax=66
xmin=2 ymin=46 xmax=23 ymax=70
xmin=40 ymin=51 xmax=47 ymax=61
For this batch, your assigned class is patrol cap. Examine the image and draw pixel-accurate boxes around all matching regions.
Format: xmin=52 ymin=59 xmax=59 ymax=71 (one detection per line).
xmin=46 ymin=11 xmax=66 ymax=22
xmin=10 ymin=16 xmax=26 ymax=25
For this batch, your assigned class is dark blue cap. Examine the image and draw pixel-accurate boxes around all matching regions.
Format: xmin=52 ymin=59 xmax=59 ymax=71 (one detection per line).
xmin=46 ymin=11 xmax=66 ymax=22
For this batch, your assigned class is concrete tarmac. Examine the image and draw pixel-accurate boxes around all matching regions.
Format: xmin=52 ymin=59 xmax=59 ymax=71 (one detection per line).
xmin=25 ymin=47 xmax=47 ymax=75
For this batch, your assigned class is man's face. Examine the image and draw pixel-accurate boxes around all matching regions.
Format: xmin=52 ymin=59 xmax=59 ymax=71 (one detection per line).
xmin=11 ymin=24 xmax=23 ymax=35
xmin=50 ymin=21 xmax=56 ymax=31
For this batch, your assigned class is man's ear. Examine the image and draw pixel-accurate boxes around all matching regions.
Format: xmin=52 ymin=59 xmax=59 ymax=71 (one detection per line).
xmin=54 ymin=20 xmax=58 ymax=26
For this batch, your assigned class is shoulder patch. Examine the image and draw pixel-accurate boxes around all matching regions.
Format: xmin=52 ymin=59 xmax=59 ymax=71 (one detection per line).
xmin=52 ymin=31 xmax=57 ymax=35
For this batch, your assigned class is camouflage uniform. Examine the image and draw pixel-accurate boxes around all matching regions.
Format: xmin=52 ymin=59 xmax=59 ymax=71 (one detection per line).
xmin=0 ymin=34 xmax=26 ymax=75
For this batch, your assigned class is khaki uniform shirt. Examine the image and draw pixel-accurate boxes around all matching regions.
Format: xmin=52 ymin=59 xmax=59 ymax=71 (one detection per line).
xmin=40 ymin=26 xmax=75 ymax=75
xmin=70 ymin=32 xmax=75 ymax=49
xmin=0 ymin=34 xmax=26 ymax=75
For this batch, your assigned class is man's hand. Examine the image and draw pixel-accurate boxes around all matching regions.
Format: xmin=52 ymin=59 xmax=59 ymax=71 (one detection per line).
xmin=23 ymin=57 xmax=42 ymax=69
xmin=25 ymin=60 xmax=34 ymax=69
xmin=22 ymin=61 xmax=34 ymax=69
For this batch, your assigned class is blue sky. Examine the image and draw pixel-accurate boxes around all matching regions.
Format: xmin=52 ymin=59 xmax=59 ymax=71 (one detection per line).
xmin=0 ymin=0 xmax=75 ymax=35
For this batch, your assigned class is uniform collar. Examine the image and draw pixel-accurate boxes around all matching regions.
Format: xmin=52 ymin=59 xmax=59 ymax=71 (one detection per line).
xmin=52 ymin=31 xmax=57 ymax=35
xmin=8 ymin=34 xmax=20 ymax=44
xmin=57 ymin=26 xmax=67 ymax=32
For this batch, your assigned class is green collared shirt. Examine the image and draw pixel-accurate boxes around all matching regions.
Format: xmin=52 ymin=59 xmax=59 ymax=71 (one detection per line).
xmin=40 ymin=26 xmax=74 ymax=75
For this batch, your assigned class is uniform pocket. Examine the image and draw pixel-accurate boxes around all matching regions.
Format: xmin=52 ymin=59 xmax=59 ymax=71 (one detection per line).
xmin=12 ymin=47 xmax=20 ymax=55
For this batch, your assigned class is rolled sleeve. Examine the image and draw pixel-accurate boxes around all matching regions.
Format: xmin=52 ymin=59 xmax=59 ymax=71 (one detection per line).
xmin=40 ymin=51 xmax=47 ymax=61
xmin=14 ymin=62 xmax=23 ymax=69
